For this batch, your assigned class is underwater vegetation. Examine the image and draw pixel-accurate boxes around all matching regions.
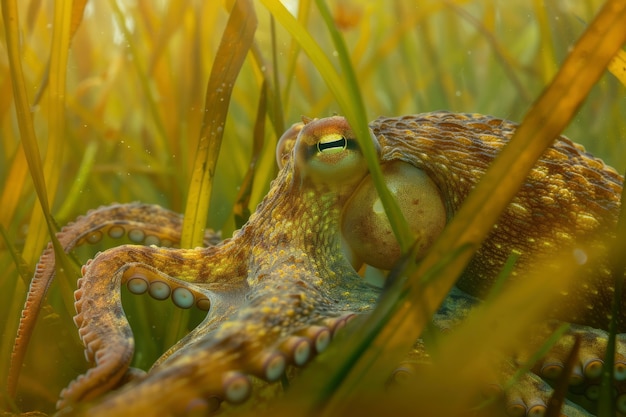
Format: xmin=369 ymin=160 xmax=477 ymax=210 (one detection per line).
xmin=1 ymin=0 xmax=626 ymax=416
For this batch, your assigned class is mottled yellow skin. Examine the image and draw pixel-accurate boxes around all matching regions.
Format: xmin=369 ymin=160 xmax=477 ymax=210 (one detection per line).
xmin=372 ymin=113 xmax=622 ymax=330
xmin=8 ymin=112 xmax=623 ymax=416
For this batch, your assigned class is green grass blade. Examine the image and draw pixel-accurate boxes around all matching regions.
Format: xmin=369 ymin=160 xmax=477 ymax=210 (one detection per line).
xmin=282 ymin=0 xmax=311 ymax=109
xmin=1 ymin=0 xmax=79 ymax=398
xmin=109 ymin=0 xmax=170 ymax=158
xmin=181 ymin=0 xmax=257 ymax=248
xmin=233 ymin=81 xmax=267 ymax=229
xmin=598 ymin=173 xmax=626 ymax=416
xmin=269 ymin=17 xmax=285 ymax=137
xmin=55 ymin=141 xmax=99 ymax=221
xmin=313 ymin=0 xmax=413 ymax=252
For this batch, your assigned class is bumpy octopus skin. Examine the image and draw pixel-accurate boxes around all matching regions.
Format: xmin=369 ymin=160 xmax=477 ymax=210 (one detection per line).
xmin=8 ymin=111 xmax=624 ymax=416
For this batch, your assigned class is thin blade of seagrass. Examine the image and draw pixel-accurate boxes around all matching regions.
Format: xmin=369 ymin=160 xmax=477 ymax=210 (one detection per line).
xmin=598 ymin=174 xmax=626 ymax=417
xmin=281 ymin=0 xmax=311 ymax=108
xmin=2 ymin=0 xmax=83 ymax=398
xmin=54 ymin=141 xmax=98 ymax=221
xmin=108 ymin=0 xmax=170 ymax=161
xmin=545 ymin=336 xmax=581 ymax=417
xmin=171 ymin=0 xmax=256 ymax=347
xmin=313 ymin=0 xmax=412 ymax=252
xmin=445 ymin=0 xmax=533 ymax=104
xmin=32 ymin=0 xmax=88 ymax=106
xmin=265 ymin=1 xmax=626 ymax=415
xmin=233 ymin=81 xmax=267 ymax=229
xmin=532 ymin=0 xmax=558 ymax=84
xmin=0 ymin=73 xmax=25 ymax=235
xmin=0 ymin=147 xmax=29 ymax=235
xmin=181 ymin=0 xmax=256 ymax=248
xmin=269 ymin=16 xmax=285 ymax=137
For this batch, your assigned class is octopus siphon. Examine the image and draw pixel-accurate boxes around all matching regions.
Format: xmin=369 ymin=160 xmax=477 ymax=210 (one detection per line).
xmin=7 ymin=111 xmax=625 ymax=416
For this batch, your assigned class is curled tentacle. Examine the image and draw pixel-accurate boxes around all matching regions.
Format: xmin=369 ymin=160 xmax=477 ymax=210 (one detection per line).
xmin=8 ymin=203 xmax=220 ymax=398
xmin=57 ymin=242 xmax=248 ymax=408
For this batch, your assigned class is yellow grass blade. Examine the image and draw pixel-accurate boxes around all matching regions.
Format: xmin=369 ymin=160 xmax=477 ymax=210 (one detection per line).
xmin=0 ymin=147 xmax=29 ymax=233
xmin=0 ymin=0 xmax=51 ymax=228
xmin=1 ymin=0 xmax=78 ymax=399
xmin=608 ymin=49 xmax=626 ymax=86
xmin=233 ymin=82 xmax=267 ymax=229
xmin=181 ymin=0 xmax=257 ymax=248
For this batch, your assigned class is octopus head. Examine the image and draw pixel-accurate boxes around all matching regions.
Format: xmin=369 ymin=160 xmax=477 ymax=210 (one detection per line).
xmin=290 ymin=116 xmax=381 ymax=192
xmin=277 ymin=115 xmax=447 ymax=272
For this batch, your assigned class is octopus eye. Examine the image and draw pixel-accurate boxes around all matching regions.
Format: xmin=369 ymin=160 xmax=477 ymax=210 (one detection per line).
xmin=317 ymin=134 xmax=347 ymax=154
xmin=294 ymin=116 xmax=380 ymax=187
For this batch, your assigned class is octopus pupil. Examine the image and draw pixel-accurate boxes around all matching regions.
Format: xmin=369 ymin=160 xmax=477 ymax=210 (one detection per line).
xmin=317 ymin=136 xmax=347 ymax=153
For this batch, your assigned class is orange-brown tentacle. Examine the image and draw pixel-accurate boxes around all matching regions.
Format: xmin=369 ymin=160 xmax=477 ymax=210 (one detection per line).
xmin=58 ymin=242 xmax=249 ymax=408
xmin=8 ymin=203 xmax=220 ymax=398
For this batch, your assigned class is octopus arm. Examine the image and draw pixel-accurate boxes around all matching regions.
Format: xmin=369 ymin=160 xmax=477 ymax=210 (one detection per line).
xmin=58 ymin=242 xmax=238 ymax=408
xmin=8 ymin=202 xmax=220 ymax=398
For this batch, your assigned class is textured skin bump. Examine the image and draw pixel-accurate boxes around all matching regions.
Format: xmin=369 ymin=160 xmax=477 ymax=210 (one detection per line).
xmin=9 ymin=112 xmax=624 ymax=417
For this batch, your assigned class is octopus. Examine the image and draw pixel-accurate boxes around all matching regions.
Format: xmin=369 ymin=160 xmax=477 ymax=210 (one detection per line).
xmin=7 ymin=111 xmax=625 ymax=416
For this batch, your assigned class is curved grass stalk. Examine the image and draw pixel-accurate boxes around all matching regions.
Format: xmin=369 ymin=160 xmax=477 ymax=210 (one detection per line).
xmin=181 ymin=0 xmax=257 ymax=248
xmin=1 ymin=0 xmax=78 ymax=399
xmin=598 ymin=174 xmax=626 ymax=416
xmin=108 ymin=0 xmax=171 ymax=160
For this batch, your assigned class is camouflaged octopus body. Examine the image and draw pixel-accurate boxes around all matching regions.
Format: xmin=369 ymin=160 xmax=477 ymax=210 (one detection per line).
xmin=373 ymin=113 xmax=622 ymax=329
xmin=8 ymin=111 xmax=624 ymax=416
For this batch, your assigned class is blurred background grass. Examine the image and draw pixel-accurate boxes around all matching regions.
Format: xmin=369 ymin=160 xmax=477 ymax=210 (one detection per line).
xmin=1 ymin=0 xmax=624 ymax=414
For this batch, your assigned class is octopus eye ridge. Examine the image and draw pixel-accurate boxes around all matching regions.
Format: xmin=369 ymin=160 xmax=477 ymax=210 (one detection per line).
xmin=317 ymin=136 xmax=347 ymax=153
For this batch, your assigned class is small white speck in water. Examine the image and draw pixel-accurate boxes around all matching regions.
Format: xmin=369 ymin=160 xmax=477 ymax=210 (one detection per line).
xmin=572 ymin=248 xmax=588 ymax=265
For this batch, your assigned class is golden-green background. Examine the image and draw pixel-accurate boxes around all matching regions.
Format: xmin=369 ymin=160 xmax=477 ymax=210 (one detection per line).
xmin=1 ymin=0 xmax=624 ymax=414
